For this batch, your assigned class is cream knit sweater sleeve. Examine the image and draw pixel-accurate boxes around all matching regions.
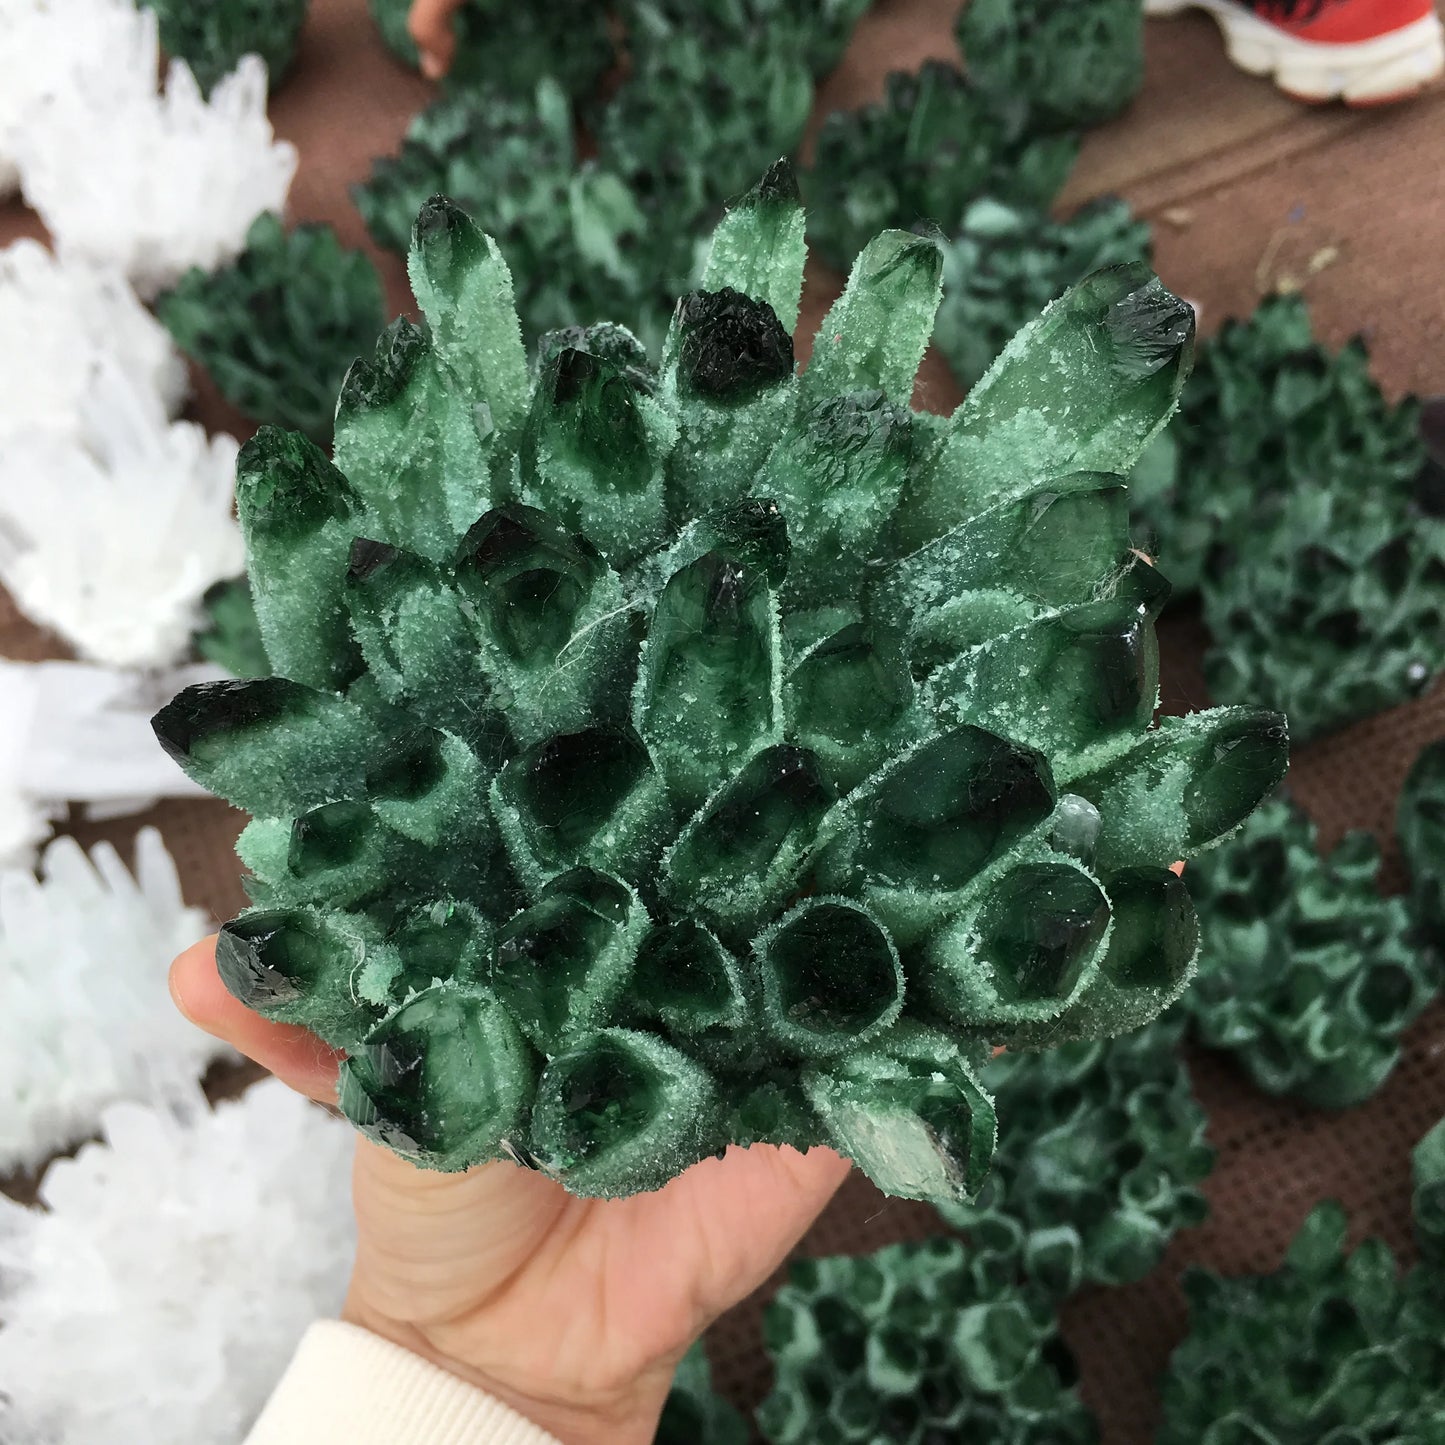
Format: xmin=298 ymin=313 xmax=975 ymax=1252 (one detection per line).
xmin=245 ymin=1321 xmax=562 ymax=1445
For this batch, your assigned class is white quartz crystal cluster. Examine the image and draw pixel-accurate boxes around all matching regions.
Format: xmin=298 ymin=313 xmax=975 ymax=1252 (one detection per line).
xmin=0 ymin=1081 xmax=355 ymax=1445
xmin=0 ymin=659 xmax=215 ymax=868
xmin=0 ymin=360 xmax=244 ymax=669
xmin=4 ymin=0 xmax=297 ymax=296
xmin=0 ymin=827 xmax=227 ymax=1170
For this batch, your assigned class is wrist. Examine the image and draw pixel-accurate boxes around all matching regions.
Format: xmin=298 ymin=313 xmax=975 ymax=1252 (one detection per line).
xmin=340 ymin=1293 xmax=676 ymax=1445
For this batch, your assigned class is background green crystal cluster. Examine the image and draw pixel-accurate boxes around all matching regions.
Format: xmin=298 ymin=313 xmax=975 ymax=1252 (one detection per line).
xmin=154 ymin=181 xmax=1286 ymax=1201
xmin=757 ymin=1234 xmax=1097 ymax=1444
xmin=141 ymin=0 xmax=309 ymax=94
xmin=1182 ymin=796 xmax=1439 ymax=1109
xmin=159 ymin=214 xmax=385 ymax=446
xmin=1158 ymin=1168 xmax=1445 ymax=1444
xmin=1398 ymin=738 xmax=1445 ymax=958
xmin=940 ymin=1014 xmax=1214 ymax=1295
xmin=1131 ymin=295 xmax=1444 ymax=743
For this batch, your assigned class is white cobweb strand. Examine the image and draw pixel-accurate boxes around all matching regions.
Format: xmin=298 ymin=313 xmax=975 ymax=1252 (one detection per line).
xmin=0 ymin=1082 xmax=356 ymax=1445
xmin=0 ymin=659 xmax=216 ymax=869
xmin=0 ymin=240 xmax=189 ymax=439
xmin=0 ymin=361 xmax=244 ymax=669
xmin=11 ymin=0 xmax=297 ymax=297
xmin=0 ymin=828 xmax=229 ymax=1172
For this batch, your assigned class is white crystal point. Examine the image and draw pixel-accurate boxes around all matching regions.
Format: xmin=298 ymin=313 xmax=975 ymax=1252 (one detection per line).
xmin=0 ymin=239 xmax=189 ymax=439
xmin=0 ymin=360 xmax=244 ymax=669
xmin=0 ymin=1081 xmax=354 ymax=1444
xmin=0 ymin=658 xmax=216 ymax=869
xmin=0 ymin=828 xmax=226 ymax=1172
xmin=12 ymin=0 xmax=298 ymax=297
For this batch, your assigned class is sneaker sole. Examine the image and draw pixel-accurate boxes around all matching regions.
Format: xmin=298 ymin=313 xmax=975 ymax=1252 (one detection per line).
xmin=1145 ymin=0 xmax=1445 ymax=103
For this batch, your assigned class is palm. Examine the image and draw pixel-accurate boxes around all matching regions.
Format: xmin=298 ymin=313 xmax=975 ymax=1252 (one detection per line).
xmin=348 ymin=1136 xmax=850 ymax=1412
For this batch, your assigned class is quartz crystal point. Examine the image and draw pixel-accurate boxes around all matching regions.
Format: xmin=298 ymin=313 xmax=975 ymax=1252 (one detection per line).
xmin=0 ymin=1082 xmax=354 ymax=1445
xmin=1183 ymin=796 xmax=1437 ymax=1108
xmin=757 ymin=1236 xmax=1097 ymax=1444
xmin=1158 ymin=1198 xmax=1445 ymax=1445
xmin=0 ymin=239 xmax=188 ymax=440
xmin=0 ymin=830 xmax=223 ymax=1170
xmin=155 ymin=177 xmax=1287 ymax=1202
xmin=939 ymin=1015 xmax=1213 ymax=1296
xmin=0 ymin=659 xmax=214 ymax=869
xmin=11 ymin=0 xmax=297 ymax=299
xmin=0 ymin=361 xmax=244 ymax=669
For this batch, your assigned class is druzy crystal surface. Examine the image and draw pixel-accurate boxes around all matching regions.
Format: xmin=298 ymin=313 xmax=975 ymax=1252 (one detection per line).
xmin=758 ymin=1235 xmax=1096 ymax=1444
xmin=140 ymin=0 xmax=308 ymax=95
xmin=1159 ymin=1194 xmax=1445 ymax=1445
xmin=154 ymin=177 xmax=1286 ymax=1201
xmin=1184 ymin=796 xmax=1437 ymax=1109
xmin=940 ymin=1014 xmax=1212 ymax=1295
xmin=159 ymin=213 xmax=385 ymax=445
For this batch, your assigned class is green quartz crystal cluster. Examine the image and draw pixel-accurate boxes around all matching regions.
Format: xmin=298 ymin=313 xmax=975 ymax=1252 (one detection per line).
xmin=1416 ymin=1115 xmax=1445 ymax=1269
xmin=757 ymin=1235 xmax=1096 ymax=1444
xmin=1158 ymin=1194 xmax=1445 ymax=1444
xmin=940 ymin=1014 xmax=1213 ymax=1295
xmin=159 ymin=215 xmax=385 ymax=446
xmin=153 ymin=182 xmax=1286 ymax=1200
xmin=1130 ymin=295 xmax=1444 ymax=743
xmin=141 ymin=0 xmax=308 ymax=94
xmin=656 ymin=1342 xmax=746 ymax=1445
xmin=935 ymin=197 xmax=1153 ymax=390
xmin=1398 ymin=739 xmax=1445 ymax=957
xmin=957 ymin=0 xmax=1147 ymax=131
xmin=1182 ymin=796 xmax=1437 ymax=1109
xmin=804 ymin=61 xmax=1079 ymax=272
xmin=367 ymin=0 xmax=614 ymax=101
xmin=195 ymin=579 xmax=270 ymax=679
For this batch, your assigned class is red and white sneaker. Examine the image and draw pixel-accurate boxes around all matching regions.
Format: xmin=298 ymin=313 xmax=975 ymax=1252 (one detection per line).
xmin=1145 ymin=0 xmax=1445 ymax=104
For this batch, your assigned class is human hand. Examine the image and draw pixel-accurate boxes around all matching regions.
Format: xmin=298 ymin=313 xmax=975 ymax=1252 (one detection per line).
xmin=406 ymin=0 xmax=469 ymax=78
xmin=171 ymin=936 xmax=851 ymax=1445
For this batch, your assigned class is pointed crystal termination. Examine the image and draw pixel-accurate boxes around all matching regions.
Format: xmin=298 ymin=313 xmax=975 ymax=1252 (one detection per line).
xmin=491 ymin=869 xmax=647 ymax=1053
xmin=530 ymin=1028 xmax=718 ymax=1195
xmin=339 ymin=987 xmax=534 ymax=1170
xmin=453 ymin=504 xmax=630 ymax=743
xmin=664 ymin=745 xmax=834 ymax=940
xmin=491 ymin=727 xmax=670 ymax=895
xmin=894 ymin=264 xmax=1194 ymax=550
xmin=757 ymin=899 xmax=904 ymax=1057
xmin=333 ymin=318 xmax=494 ymax=561
xmin=636 ymin=550 xmax=782 ymax=808
xmin=153 ymin=678 xmax=391 ymax=817
xmin=234 ymin=428 xmax=364 ymax=691
xmin=701 ymin=159 xmax=808 ymax=333
xmin=925 ymin=858 xmax=1111 ymax=1027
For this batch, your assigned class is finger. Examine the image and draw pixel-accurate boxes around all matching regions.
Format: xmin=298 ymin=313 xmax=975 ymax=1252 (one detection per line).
xmin=407 ymin=0 xmax=462 ymax=77
xmin=170 ymin=935 xmax=342 ymax=1104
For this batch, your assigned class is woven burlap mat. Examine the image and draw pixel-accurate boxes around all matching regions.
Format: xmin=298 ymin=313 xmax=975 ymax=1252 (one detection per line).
xmin=4 ymin=1 xmax=1444 ymax=1437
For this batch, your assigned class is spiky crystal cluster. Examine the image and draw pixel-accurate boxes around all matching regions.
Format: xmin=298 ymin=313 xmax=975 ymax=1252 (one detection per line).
xmin=139 ymin=0 xmax=308 ymax=95
xmin=1398 ymin=738 xmax=1445 ymax=957
xmin=1130 ymin=296 xmax=1442 ymax=742
xmin=0 ymin=830 xmax=222 ymax=1171
xmin=757 ymin=1235 xmax=1096 ymax=1444
xmin=154 ymin=178 xmax=1286 ymax=1201
xmin=935 ymin=198 xmax=1152 ymax=390
xmin=159 ymin=214 xmax=385 ymax=445
xmin=940 ymin=1014 xmax=1213 ymax=1295
xmin=1158 ymin=1196 xmax=1445 ymax=1445
xmin=1182 ymin=796 xmax=1436 ymax=1109
xmin=0 ymin=1082 xmax=354 ymax=1445
xmin=805 ymin=61 xmax=1078 ymax=271
xmin=957 ymin=0 xmax=1146 ymax=130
